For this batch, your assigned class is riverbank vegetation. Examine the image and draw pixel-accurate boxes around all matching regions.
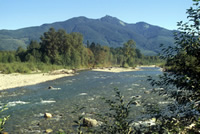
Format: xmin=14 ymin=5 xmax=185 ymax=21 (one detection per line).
xmin=0 ymin=28 xmax=162 ymax=74
xmin=147 ymin=0 xmax=200 ymax=133
xmin=0 ymin=106 xmax=9 ymax=133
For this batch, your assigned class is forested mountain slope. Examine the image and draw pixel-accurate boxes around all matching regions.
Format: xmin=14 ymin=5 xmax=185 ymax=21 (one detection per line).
xmin=0 ymin=15 xmax=175 ymax=55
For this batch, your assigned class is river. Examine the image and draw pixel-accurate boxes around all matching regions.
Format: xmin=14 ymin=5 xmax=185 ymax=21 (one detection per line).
xmin=0 ymin=67 xmax=167 ymax=133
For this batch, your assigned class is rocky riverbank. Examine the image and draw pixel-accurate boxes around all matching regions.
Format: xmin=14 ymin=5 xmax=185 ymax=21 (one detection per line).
xmin=92 ymin=67 xmax=141 ymax=73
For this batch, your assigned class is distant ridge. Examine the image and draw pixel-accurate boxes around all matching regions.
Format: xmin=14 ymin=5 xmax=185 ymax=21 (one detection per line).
xmin=0 ymin=15 xmax=175 ymax=55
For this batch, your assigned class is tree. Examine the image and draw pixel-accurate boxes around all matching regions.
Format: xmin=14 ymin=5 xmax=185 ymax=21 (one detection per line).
xmin=40 ymin=28 xmax=59 ymax=64
xmin=71 ymin=48 xmax=81 ymax=68
xmin=148 ymin=0 xmax=200 ymax=133
xmin=26 ymin=40 xmax=41 ymax=62
xmin=156 ymin=0 xmax=200 ymax=103
xmin=123 ymin=40 xmax=136 ymax=67
xmin=27 ymin=40 xmax=40 ymax=50
xmin=16 ymin=46 xmax=26 ymax=62
xmin=86 ymin=40 xmax=90 ymax=48
xmin=25 ymin=53 xmax=35 ymax=62
xmin=135 ymin=48 xmax=143 ymax=59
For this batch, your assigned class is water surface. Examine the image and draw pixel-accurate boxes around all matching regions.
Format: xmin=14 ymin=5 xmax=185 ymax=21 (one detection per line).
xmin=0 ymin=67 xmax=165 ymax=133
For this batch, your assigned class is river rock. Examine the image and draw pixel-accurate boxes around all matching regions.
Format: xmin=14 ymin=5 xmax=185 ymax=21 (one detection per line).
xmin=44 ymin=113 xmax=52 ymax=118
xmin=45 ymin=128 xmax=53 ymax=133
xmin=144 ymin=91 xmax=150 ymax=94
xmin=83 ymin=117 xmax=98 ymax=127
xmin=50 ymin=69 xmax=75 ymax=75
xmin=132 ymin=101 xmax=141 ymax=106
xmin=1 ymin=132 xmax=9 ymax=134
xmin=48 ymin=86 xmax=53 ymax=89
xmin=131 ymin=95 xmax=141 ymax=99
xmin=135 ymin=95 xmax=141 ymax=98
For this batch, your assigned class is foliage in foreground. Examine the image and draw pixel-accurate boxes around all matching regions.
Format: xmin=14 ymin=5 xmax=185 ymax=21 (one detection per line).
xmin=68 ymin=88 xmax=137 ymax=134
xmin=148 ymin=0 xmax=200 ymax=133
xmin=70 ymin=88 xmax=162 ymax=134
xmin=95 ymin=88 xmax=135 ymax=134
xmin=0 ymin=106 xmax=9 ymax=132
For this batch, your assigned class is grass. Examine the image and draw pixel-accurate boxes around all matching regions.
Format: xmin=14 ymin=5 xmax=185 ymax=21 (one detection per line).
xmin=0 ymin=62 xmax=68 ymax=74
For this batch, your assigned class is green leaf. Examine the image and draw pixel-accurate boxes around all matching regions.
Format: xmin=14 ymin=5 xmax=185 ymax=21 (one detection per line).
xmin=73 ymin=120 xmax=79 ymax=124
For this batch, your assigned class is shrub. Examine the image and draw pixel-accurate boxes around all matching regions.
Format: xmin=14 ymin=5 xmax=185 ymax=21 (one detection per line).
xmin=0 ymin=106 xmax=10 ymax=132
xmin=95 ymin=88 xmax=135 ymax=134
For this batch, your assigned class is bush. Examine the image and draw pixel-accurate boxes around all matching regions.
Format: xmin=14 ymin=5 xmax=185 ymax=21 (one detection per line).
xmin=95 ymin=88 xmax=135 ymax=134
xmin=122 ymin=62 xmax=129 ymax=68
xmin=0 ymin=106 xmax=10 ymax=132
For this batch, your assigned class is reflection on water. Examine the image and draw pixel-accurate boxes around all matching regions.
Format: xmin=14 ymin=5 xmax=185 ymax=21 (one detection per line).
xmin=0 ymin=67 xmax=168 ymax=133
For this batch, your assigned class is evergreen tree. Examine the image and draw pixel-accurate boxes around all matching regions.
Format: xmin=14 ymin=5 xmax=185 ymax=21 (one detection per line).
xmin=16 ymin=46 xmax=26 ymax=62
xmin=26 ymin=40 xmax=41 ymax=62
xmin=123 ymin=39 xmax=136 ymax=67
xmin=40 ymin=28 xmax=59 ymax=64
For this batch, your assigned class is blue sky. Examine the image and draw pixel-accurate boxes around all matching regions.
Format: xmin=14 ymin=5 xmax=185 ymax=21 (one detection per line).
xmin=0 ymin=0 xmax=194 ymax=30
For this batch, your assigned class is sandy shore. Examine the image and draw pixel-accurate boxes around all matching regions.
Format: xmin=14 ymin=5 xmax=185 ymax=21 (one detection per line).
xmin=92 ymin=67 xmax=141 ymax=73
xmin=92 ymin=65 xmax=159 ymax=73
xmin=0 ymin=69 xmax=75 ymax=90
xmin=0 ymin=66 xmax=157 ymax=90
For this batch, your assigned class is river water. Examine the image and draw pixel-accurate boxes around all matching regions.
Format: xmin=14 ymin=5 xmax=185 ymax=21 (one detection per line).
xmin=0 ymin=67 xmax=166 ymax=133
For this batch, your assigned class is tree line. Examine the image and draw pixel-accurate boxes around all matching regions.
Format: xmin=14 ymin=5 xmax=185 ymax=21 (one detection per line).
xmin=0 ymin=28 xmax=161 ymax=73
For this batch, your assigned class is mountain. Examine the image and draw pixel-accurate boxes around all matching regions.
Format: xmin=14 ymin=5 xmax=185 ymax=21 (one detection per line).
xmin=0 ymin=15 xmax=175 ymax=55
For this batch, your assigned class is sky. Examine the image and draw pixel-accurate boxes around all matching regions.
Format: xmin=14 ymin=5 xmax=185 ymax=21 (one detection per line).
xmin=0 ymin=0 xmax=194 ymax=30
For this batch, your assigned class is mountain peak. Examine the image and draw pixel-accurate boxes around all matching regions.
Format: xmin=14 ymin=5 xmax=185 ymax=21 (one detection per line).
xmin=101 ymin=15 xmax=119 ymax=21
xmin=101 ymin=15 xmax=117 ymax=19
xmin=100 ymin=15 xmax=126 ymax=26
xmin=0 ymin=15 xmax=174 ymax=55
xmin=135 ymin=22 xmax=151 ymax=29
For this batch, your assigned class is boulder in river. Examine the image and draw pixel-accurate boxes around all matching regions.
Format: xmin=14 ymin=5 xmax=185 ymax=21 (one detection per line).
xmin=1 ymin=132 xmax=9 ymax=134
xmin=83 ymin=117 xmax=98 ymax=127
xmin=45 ymin=128 xmax=53 ymax=133
xmin=48 ymin=86 xmax=53 ymax=89
xmin=131 ymin=95 xmax=141 ymax=99
xmin=144 ymin=91 xmax=150 ymax=94
xmin=50 ymin=69 xmax=75 ymax=75
xmin=44 ymin=113 xmax=52 ymax=118
xmin=132 ymin=101 xmax=141 ymax=106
